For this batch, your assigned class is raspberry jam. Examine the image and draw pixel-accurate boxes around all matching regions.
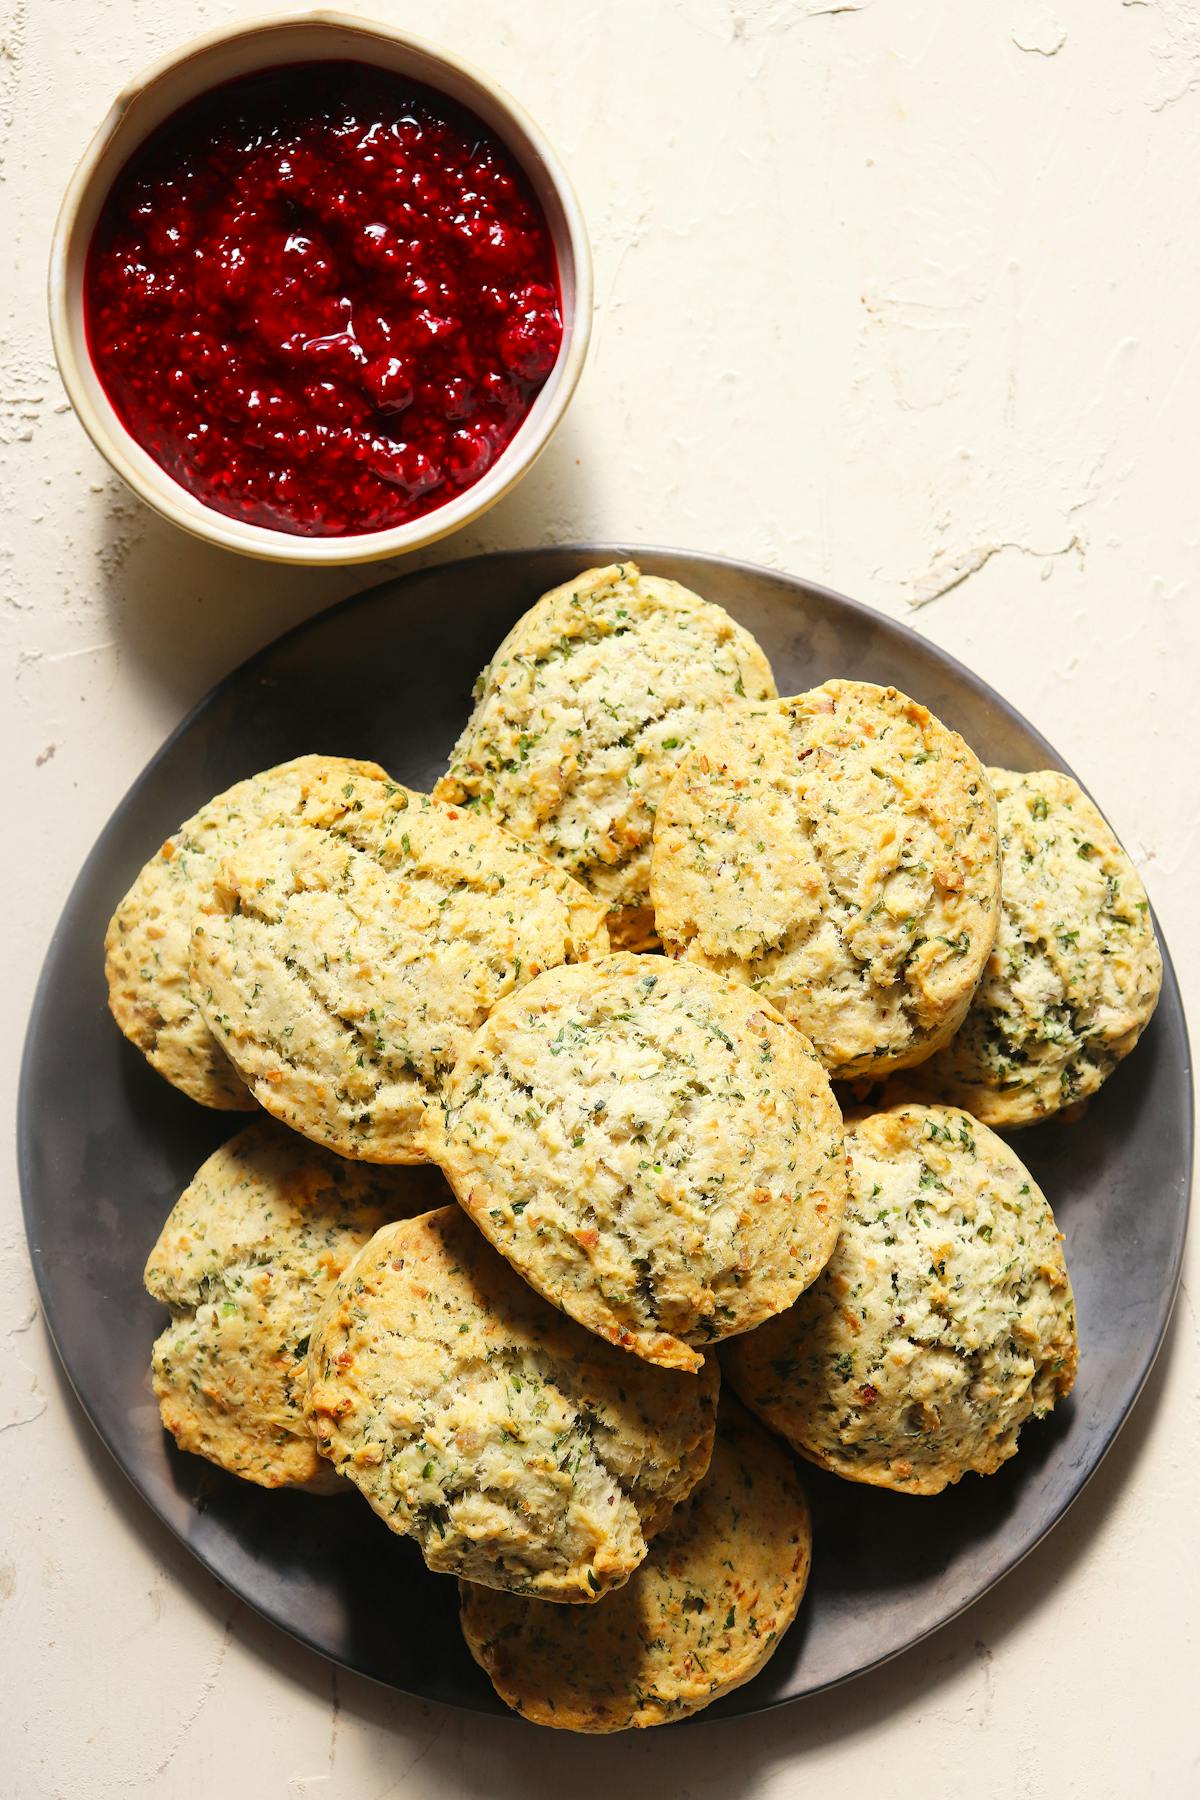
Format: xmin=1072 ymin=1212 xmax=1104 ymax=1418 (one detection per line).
xmin=84 ymin=62 xmax=564 ymax=537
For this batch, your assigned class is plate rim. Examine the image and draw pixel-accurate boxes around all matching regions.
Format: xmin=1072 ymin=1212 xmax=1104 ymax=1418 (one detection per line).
xmin=17 ymin=543 xmax=1194 ymax=1722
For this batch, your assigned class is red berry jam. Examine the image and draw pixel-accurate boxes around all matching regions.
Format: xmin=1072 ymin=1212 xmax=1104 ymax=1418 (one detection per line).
xmin=84 ymin=62 xmax=564 ymax=536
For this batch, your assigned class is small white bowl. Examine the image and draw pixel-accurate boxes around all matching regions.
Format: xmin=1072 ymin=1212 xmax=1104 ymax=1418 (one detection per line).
xmin=48 ymin=9 xmax=592 ymax=566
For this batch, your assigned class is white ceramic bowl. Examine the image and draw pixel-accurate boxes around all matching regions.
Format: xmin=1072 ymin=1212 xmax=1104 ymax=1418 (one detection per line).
xmin=48 ymin=9 xmax=592 ymax=566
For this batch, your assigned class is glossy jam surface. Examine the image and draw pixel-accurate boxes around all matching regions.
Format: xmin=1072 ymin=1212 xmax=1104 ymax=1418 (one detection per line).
xmin=85 ymin=62 xmax=564 ymax=537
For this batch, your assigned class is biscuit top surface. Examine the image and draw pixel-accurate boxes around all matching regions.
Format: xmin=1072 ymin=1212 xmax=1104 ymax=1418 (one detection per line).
xmin=104 ymin=754 xmax=392 ymax=1108
xmin=433 ymin=952 xmax=848 ymax=1372
xmin=911 ymin=768 xmax=1162 ymax=1126
xmin=434 ymin=561 xmax=777 ymax=947
xmin=723 ymin=1102 xmax=1077 ymax=1493
xmin=190 ymin=770 xmax=609 ymax=1164
xmin=459 ymin=1399 xmax=812 ymax=1731
xmin=649 ymin=680 xmax=1001 ymax=1078
xmin=305 ymin=1205 xmax=720 ymax=1602
xmin=144 ymin=1120 xmax=424 ymax=1490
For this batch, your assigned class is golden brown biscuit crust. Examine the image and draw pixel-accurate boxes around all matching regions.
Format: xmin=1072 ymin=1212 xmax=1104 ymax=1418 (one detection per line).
xmin=459 ymin=1399 xmax=812 ymax=1731
xmin=192 ymin=774 xmax=609 ymax=1163
xmin=650 ymin=681 xmax=1001 ymax=1079
xmin=105 ymin=754 xmax=392 ymax=1108
xmin=144 ymin=1121 xmax=430 ymax=1490
xmin=435 ymin=561 xmax=777 ymax=947
xmin=723 ymin=1102 xmax=1077 ymax=1493
xmin=432 ymin=952 xmax=847 ymax=1372
xmin=305 ymin=1206 xmax=720 ymax=1600
xmin=910 ymin=768 xmax=1162 ymax=1126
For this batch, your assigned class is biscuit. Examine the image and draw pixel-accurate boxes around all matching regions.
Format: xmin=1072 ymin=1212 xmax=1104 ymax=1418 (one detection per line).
xmin=909 ymin=769 xmax=1162 ymax=1126
xmin=144 ymin=1121 xmax=433 ymax=1490
xmin=105 ymin=755 xmax=392 ymax=1108
xmin=432 ymin=952 xmax=848 ymax=1373
xmin=191 ymin=774 xmax=609 ymax=1163
xmin=459 ymin=1398 xmax=812 ymax=1731
xmin=649 ymin=680 xmax=1001 ymax=1079
xmin=723 ymin=1102 xmax=1077 ymax=1493
xmin=305 ymin=1206 xmax=720 ymax=1600
xmin=434 ymin=562 xmax=777 ymax=949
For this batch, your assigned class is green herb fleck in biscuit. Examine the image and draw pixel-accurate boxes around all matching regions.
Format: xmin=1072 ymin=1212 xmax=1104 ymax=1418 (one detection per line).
xmin=910 ymin=769 xmax=1162 ymax=1126
xmin=105 ymin=755 xmax=393 ymax=1108
xmin=459 ymin=1398 xmax=811 ymax=1731
xmin=723 ymin=1102 xmax=1077 ymax=1493
xmin=145 ymin=1121 xmax=435 ymax=1490
xmin=432 ymin=952 xmax=848 ymax=1372
xmin=305 ymin=1206 xmax=719 ymax=1600
xmin=435 ymin=562 xmax=777 ymax=948
xmin=650 ymin=680 xmax=1001 ymax=1079
xmin=191 ymin=771 xmax=609 ymax=1163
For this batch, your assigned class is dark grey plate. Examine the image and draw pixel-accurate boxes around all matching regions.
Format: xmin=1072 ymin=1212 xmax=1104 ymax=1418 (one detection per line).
xmin=18 ymin=547 xmax=1192 ymax=1720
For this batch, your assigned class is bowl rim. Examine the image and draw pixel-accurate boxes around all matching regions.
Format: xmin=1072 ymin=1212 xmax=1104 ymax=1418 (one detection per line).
xmin=47 ymin=7 xmax=593 ymax=566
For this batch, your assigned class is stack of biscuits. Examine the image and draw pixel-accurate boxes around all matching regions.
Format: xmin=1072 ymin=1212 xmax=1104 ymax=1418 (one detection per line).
xmin=111 ymin=561 xmax=1162 ymax=1731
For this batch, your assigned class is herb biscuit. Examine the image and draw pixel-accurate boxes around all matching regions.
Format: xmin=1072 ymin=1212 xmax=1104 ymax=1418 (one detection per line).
xmin=459 ymin=1398 xmax=811 ymax=1731
xmin=649 ymin=680 xmax=1001 ymax=1079
xmin=105 ymin=754 xmax=392 ymax=1109
xmin=431 ymin=952 xmax=848 ymax=1374
xmin=191 ymin=777 xmax=609 ymax=1163
xmin=144 ymin=1121 xmax=432 ymax=1491
xmin=723 ymin=1102 xmax=1077 ymax=1493
xmin=305 ymin=1206 xmax=720 ymax=1600
xmin=910 ymin=769 xmax=1162 ymax=1127
xmin=434 ymin=562 xmax=777 ymax=949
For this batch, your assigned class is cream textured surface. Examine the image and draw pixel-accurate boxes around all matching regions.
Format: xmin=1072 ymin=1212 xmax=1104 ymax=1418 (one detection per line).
xmin=2 ymin=1 xmax=1198 ymax=1794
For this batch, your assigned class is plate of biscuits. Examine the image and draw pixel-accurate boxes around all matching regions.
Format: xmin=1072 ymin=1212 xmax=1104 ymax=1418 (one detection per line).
xmin=19 ymin=547 xmax=1191 ymax=1729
